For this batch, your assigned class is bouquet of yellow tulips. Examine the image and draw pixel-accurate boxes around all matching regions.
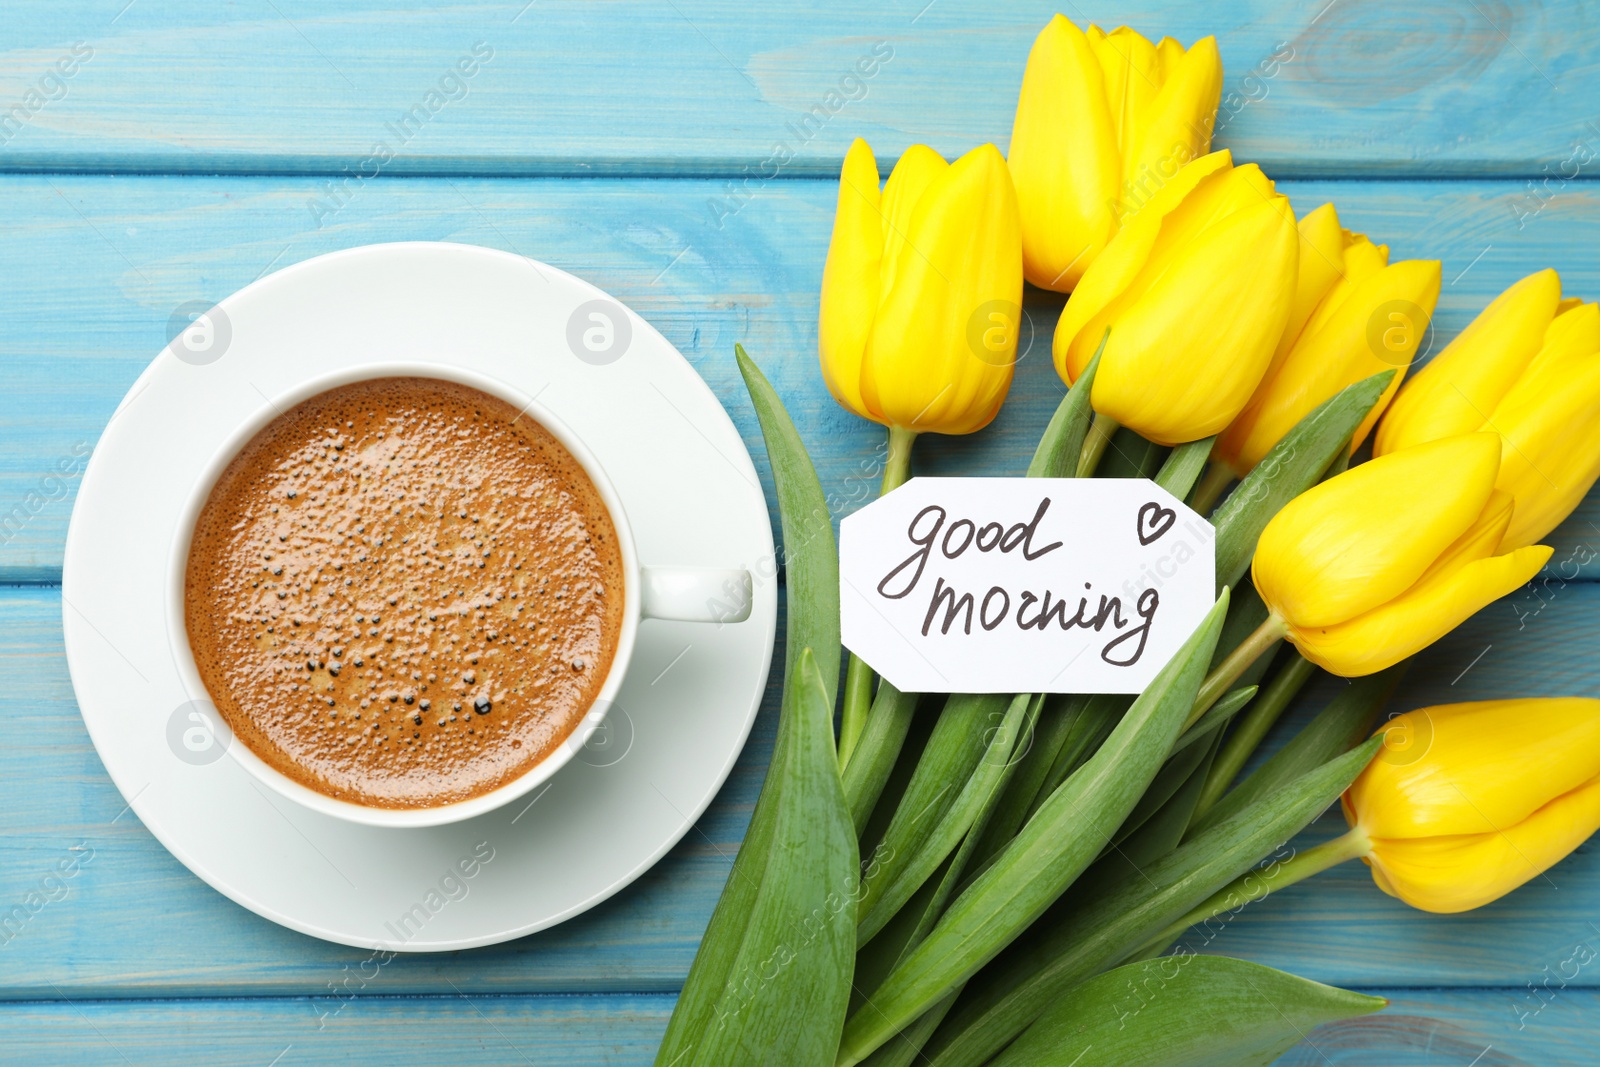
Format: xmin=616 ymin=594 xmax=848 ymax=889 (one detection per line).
xmin=655 ymin=14 xmax=1600 ymax=1067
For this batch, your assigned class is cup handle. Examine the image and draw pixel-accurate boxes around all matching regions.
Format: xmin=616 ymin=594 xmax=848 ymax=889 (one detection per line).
xmin=640 ymin=565 xmax=753 ymax=623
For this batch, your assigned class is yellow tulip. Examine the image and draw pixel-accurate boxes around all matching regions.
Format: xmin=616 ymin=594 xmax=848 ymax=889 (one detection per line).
xmin=1342 ymin=698 xmax=1600 ymax=913
xmin=1252 ymin=432 xmax=1551 ymax=676
xmin=819 ymin=138 xmax=1023 ymax=437
xmin=1009 ymin=15 xmax=1221 ymax=292
xmin=1052 ymin=149 xmax=1298 ymax=445
xmin=1213 ymin=203 xmax=1441 ymax=476
xmin=1375 ymin=269 xmax=1600 ymax=550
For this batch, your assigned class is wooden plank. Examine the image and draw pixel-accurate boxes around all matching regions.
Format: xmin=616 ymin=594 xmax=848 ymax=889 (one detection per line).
xmin=5 ymin=577 xmax=1600 ymax=997
xmin=0 ymin=994 xmax=678 ymax=1067
xmin=1277 ymin=989 xmax=1600 ymax=1066
xmin=0 ymin=987 xmax=1590 ymax=1066
xmin=0 ymin=585 xmax=774 ymax=998
xmin=2 ymin=1 xmax=1595 ymax=177
xmin=3 ymin=175 xmax=1600 ymax=581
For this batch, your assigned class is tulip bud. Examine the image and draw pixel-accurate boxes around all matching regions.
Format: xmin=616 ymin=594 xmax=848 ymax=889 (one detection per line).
xmin=1375 ymin=269 xmax=1600 ymax=549
xmin=1343 ymin=698 xmax=1600 ymax=913
xmin=1214 ymin=203 xmax=1441 ymax=476
xmin=1252 ymin=433 xmax=1551 ymax=676
xmin=1052 ymin=150 xmax=1299 ymax=445
xmin=1009 ymin=15 xmax=1221 ymax=292
xmin=819 ymin=138 xmax=1024 ymax=436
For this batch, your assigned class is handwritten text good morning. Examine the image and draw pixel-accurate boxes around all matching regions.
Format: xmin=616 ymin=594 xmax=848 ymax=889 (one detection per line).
xmin=840 ymin=478 xmax=1215 ymax=694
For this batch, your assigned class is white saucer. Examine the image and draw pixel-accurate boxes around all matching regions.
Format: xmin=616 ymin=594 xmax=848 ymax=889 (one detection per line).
xmin=61 ymin=242 xmax=777 ymax=950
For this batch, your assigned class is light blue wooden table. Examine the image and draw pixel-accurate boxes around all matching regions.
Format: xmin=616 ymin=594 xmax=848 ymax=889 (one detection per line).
xmin=3 ymin=2 xmax=1598 ymax=1063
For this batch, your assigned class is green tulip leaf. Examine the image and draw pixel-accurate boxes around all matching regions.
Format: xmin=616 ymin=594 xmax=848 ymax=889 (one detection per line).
xmin=1115 ymin=731 xmax=1223 ymax=872
xmin=682 ymin=650 xmax=858 ymax=1067
xmin=1211 ymin=370 xmax=1394 ymax=594
xmin=1026 ymin=693 xmax=1129 ymax=822
xmin=857 ymin=990 xmax=962 ymax=1067
xmin=853 ymin=694 xmax=1011 ymax=936
xmin=858 ymin=693 xmax=1035 ymax=943
xmin=856 ymin=696 xmax=1044 ymax=1011
xmin=921 ymin=737 xmax=1381 ymax=1067
xmin=1095 ymin=424 xmax=1169 ymax=478
xmin=989 ymin=955 xmax=1384 ymax=1067
xmin=1026 ymin=346 xmax=1102 ymax=478
xmin=734 ymin=345 xmax=841 ymax=699
xmin=1171 ymin=684 xmax=1257 ymax=758
xmin=837 ymin=592 xmax=1231 ymax=1066
xmin=654 ymin=349 xmax=844 ymax=1067
xmin=969 ymin=694 xmax=1091 ymax=867
xmin=1155 ymin=436 xmax=1216 ymax=501
xmin=842 ymin=682 xmax=920 ymax=835
xmin=1109 ymin=691 xmax=1247 ymax=852
xmin=1192 ymin=663 xmax=1405 ymax=836
xmin=1207 ymin=579 xmax=1271 ymax=673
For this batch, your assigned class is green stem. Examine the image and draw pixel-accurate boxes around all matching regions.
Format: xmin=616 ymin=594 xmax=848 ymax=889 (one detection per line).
xmin=1133 ymin=826 xmax=1371 ymax=957
xmin=839 ymin=425 xmax=918 ymax=767
xmin=839 ymin=659 xmax=876 ymax=768
xmin=1188 ymin=461 xmax=1235 ymax=516
xmin=1192 ymin=653 xmax=1316 ymax=820
xmin=1185 ymin=614 xmax=1287 ymax=730
xmin=882 ymin=424 xmax=917 ymax=494
xmin=1075 ymin=414 xmax=1120 ymax=477
xmin=842 ymin=682 xmax=919 ymax=835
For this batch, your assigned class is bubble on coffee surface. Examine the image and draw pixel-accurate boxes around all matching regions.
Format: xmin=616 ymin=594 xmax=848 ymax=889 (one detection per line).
xmin=184 ymin=378 xmax=624 ymax=808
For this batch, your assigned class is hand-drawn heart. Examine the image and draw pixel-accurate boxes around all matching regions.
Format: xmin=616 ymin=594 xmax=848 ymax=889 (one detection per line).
xmin=1137 ymin=501 xmax=1175 ymax=546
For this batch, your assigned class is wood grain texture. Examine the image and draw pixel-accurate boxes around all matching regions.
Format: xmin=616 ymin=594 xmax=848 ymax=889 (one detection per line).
xmin=4 ymin=3 xmax=1599 ymax=1058
xmin=0 ymin=987 xmax=1586 ymax=1066
xmin=0 ymin=585 xmax=777 ymax=999
xmin=1 ymin=1 xmax=1595 ymax=177
xmin=3 ymin=578 xmax=1598 ymax=999
xmin=3 ymin=175 xmax=1600 ymax=581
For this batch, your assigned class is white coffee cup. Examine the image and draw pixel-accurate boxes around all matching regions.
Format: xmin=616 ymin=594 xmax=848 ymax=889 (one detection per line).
xmin=166 ymin=362 xmax=752 ymax=828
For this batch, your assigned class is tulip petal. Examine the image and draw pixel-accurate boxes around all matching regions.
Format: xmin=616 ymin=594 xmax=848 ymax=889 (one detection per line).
xmin=1375 ymin=268 xmax=1561 ymax=456
xmin=1154 ymin=36 xmax=1185 ymax=80
xmin=1009 ymin=15 xmax=1118 ymax=292
xmin=1255 ymin=433 xmax=1502 ymax=628
xmin=1297 ymin=234 xmax=1390 ymax=346
xmin=862 ymin=143 xmax=1022 ymax=436
xmin=1364 ymin=773 xmax=1600 ymax=913
xmin=1088 ymin=192 xmax=1298 ymax=443
xmin=1220 ymin=257 xmax=1441 ymax=473
xmin=819 ymin=138 xmax=884 ymax=420
xmin=1415 ymin=489 xmax=1513 ymax=584
xmin=1124 ymin=36 xmax=1222 ymax=203
xmin=879 ymin=145 xmax=951 ymax=295
xmin=1349 ymin=697 xmax=1600 ymax=840
xmin=1277 ymin=203 xmax=1346 ymax=359
xmin=1090 ymin=26 xmax=1161 ymax=169
xmin=1343 ymin=696 xmax=1600 ymax=913
xmin=1532 ymin=300 xmax=1600 ymax=368
xmin=1491 ymin=343 xmax=1600 ymax=549
xmin=1052 ymin=149 xmax=1233 ymax=381
xmin=1288 ymin=543 xmax=1551 ymax=676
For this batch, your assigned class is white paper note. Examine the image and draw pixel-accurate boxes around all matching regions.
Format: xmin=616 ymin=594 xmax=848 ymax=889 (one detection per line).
xmin=839 ymin=477 xmax=1216 ymax=694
